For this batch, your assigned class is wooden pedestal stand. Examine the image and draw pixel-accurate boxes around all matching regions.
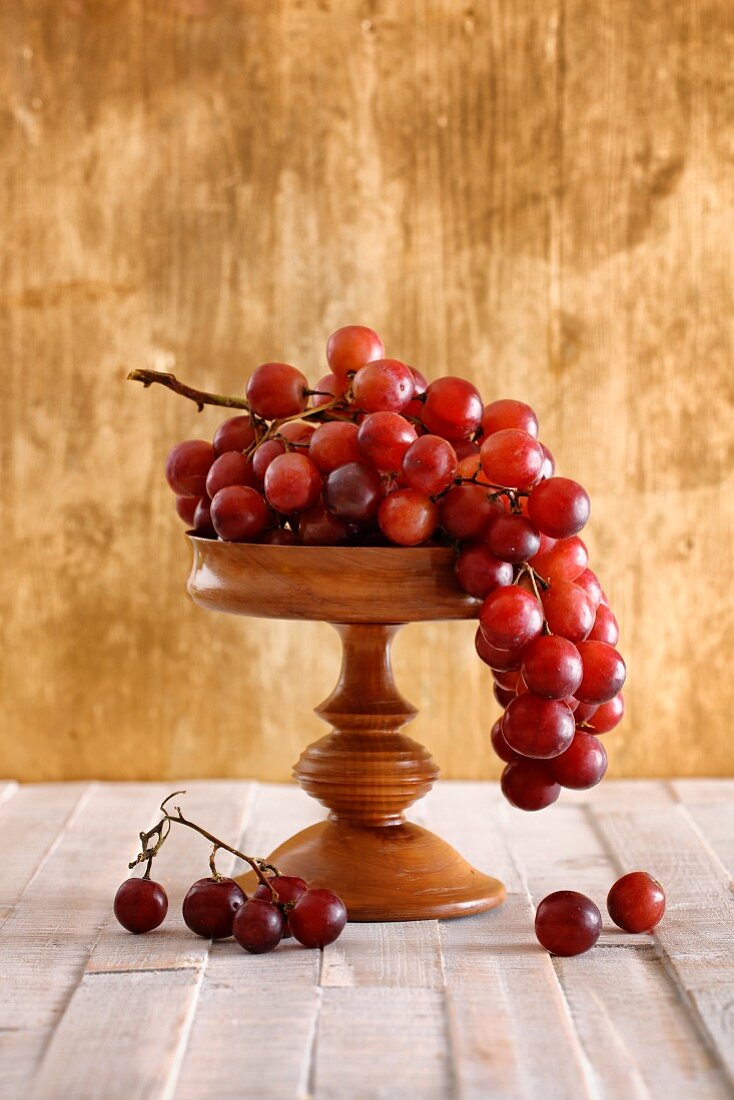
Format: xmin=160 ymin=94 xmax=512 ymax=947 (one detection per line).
xmin=187 ymin=540 xmax=506 ymax=921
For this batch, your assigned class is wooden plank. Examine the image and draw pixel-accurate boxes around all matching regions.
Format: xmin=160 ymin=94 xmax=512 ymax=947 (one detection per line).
xmin=425 ymin=784 xmax=594 ymax=1099
xmin=174 ymin=982 xmax=321 ymax=1100
xmin=321 ymin=919 xmax=444 ymax=989
xmin=671 ymin=780 xmax=734 ymax=879
xmin=28 ymin=969 xmax=201 ymax=1100
xmin=507 ymin=785 xmax=731 ymax=1098
xmin=591 ymin=793 xmax=734 ymax=1085
xmin=314 ymin=988 xmax=451 ymax=1100
xmin=0 ymin=783 xmax=90 ymax=914
xmin=87 ymin=781 xmax=255 ymax=973
xmin=0 ymin=782 xmax=19 ymax=807
xmin=0 ymin=784 xmax=168 ymax=1094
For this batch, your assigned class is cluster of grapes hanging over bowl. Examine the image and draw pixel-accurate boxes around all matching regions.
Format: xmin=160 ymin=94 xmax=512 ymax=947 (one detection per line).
xmin=136 ymin=324 xmax=625 ymax=811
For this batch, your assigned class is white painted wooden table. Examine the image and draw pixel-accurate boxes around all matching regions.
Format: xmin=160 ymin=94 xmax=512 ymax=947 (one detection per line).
xmin=0 ymin=780 xmax=732 ymax=1099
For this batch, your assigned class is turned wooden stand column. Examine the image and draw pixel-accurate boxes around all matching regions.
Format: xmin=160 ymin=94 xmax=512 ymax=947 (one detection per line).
xmin=187 ymin=539 xmax=506 ymax=921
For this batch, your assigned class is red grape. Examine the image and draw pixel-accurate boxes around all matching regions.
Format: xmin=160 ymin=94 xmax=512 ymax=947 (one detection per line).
xmin=480 ymin=587 xmax=544 ymax=650
xmin=252 ymin=439 xmax=286 ymax=483
xmin=114 ymin=878 xmax=168 ymax=934
xmin=352 ymin=359 xmax=415 ymax=413
xmin=501 ymin=759 xmax=560 ymax=811
xmin=575 ymin=568 xmax=602 ymax=609
xmin=213 ymin=415 xmax=257 ymax=455
xmin=491 ymin=717 xmax=518 ymax=763
xmin=326 ymin=325 xmax=385 ymax=379
xmin=493 ymin=668 xmax=522 ymax=691
xmin=575 ymin=641 xmax=626 ymax=704
xmin=311 ymin=372 xmax=348 ymax=408
xmin=309 ymin=421 xmax=361 ymax=474
xmin=211 ymin=486 xmax=271 ymax=541
xmin=474 ymin=627 xmax=523 ymax=671
xmin=288 ymin=888 xmax=347 ymax=947
xmin=175 ymin=495 xmax=199 ymax=526
xmin=279 ymin=421 xmax=316 ymax=447
xmin=403 ymin=367 xmax=429 ymax=417
xmin=502 ymin=694 xmax=575 ymax=758
xmin=421 ymin=377 xmax=483 ymax=441
xmin=297 ymin=504 xmax=350 ymax=545
xmin=528 ymin=477 xmax=590 ymax=538
xmin=479 ymin=429 xmax=544 ymax=489
xmin=535 ymin=891 xmax=601 ymax=955
xmin=378 ymin=489 xmax=438 ymax=546
xmin=440 ymin=484 xmax=502 ymax=540
xmin=206 ymin=451 xmax=258 ymax=498
xmin=192 ymin=497 xmax=215 ymax=537
xmin=261 ymin=526 xmax=298 ymax=545
xmin=531 ymin=536 xmax=588 ymax=584
xmin=481 ymin=399 xmax=539 ymax=438
xmin=255 ymin=875 xmax=309 ymax=936
xmin=264 ymin=453 xmax=322 ymax=514
xmin=521 ymin=635 xmax=583 ymax=699
xmin=588 ymin=604 xmax=620 ymax=645
xmin=182 ymin=877 xmax=245 ymax=940
xmin=550 ymin=731 xmax=608 ymax=789
xmin=165 ymin=440 xmax=215 ymax=497
xmin=539 ymin=444 xmax=555 ymax=479
xmin=493 ymin=683 xmax=517 ymax=708
xmin=357 ymin=412 xmax=417 ymax=472
xmin=323 ymin=462 xmax=384 ymax=525
xmin=455 ymin=545 xmax=513 ymax=598
xmin=233 ymin=898 xmax=285 ymax=954
xmin=541 ymin=581 xmax=595 ymax=643
xmin=607 ymin=871 xmax=665 ymax=933
xmin=586 ymin=693 xmax=624 ymax=733
xmin=485 ymin=513 xmax=541 ymax=563
xmin=402 ymin=435 xmax=458 ymax=494
xmin=246 ymin=362 xmax=309 ymax=419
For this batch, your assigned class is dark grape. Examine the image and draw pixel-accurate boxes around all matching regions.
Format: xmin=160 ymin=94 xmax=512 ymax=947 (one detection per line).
xmin=528 ymin=477 xmax=590 ymax=539
xmin=114 ymin=878 xmax=168 ymax=934
xmin=288 ymin=888 xmax=347 ymax=948
xmin=535 ymin=891 xmax=601 ymax=956
xmin=255 ymin=875 xmax=309 ymax=908
xmin=182 ymin=877 xmax=245 ymax=940
xmin=323 ymin=462 xmax=384 ymax=525
xmin=210 ymin=486 xmax=271 ymax=541
xmin=297 ymin=504 xmax=350 ymax=545
xmin=165 ymin=440 xmax=215 ymax=497
xmin=246 ymin=362 xmax=309 ymax=419
xmin=455 ymin=545 xmax=513 ymax=599
xmin=440 ymin=484 xmax=502 ymax=541
xmin=192 ymin=497 xmax=215 ymax=537
xmin=474 ymin=627 xmax=523 ymax=671
xmin=550 ymin=731 xmax=608 ymax=789
xmin=261 ymin=526 xmax=298 ymax=545
xmin=502 ymin=694 xmax=575 ymax=758
xmin=485 ymin=513 xmax=541 ymax=564
xmin=500 ymin=759 xmax=560 ymax=811
xmin=607 ymin=871 xmax=666 ymax=933
xmin=175 ymin=496 xmax=199 ymax=526
xmin=493 ymin=683 xmax=517 ymax=708
xmin=233 ymin=898 xmax=285 ymax=954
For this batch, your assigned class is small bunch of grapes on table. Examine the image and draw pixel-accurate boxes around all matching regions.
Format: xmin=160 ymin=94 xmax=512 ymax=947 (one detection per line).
xmin=143 ymin=323 xmax=625 ymax=810
xmin=113 ymin=793 xmax=346 ymax=953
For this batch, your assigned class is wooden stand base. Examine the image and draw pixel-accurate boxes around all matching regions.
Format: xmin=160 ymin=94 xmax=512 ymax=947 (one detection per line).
xmin=238 ymin=820 xmax=505 ymax=921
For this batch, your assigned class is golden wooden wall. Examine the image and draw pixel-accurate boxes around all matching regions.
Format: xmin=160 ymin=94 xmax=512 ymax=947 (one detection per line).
xmin=2 ymin=0 xmax=732 ymax=782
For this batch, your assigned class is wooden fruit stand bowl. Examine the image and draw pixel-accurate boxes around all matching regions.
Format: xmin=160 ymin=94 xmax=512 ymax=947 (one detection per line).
xmin=187 ymin=538 xmax=506 ymax=921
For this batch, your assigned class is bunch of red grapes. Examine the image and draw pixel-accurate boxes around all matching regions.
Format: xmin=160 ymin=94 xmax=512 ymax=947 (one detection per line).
xmin=114 ymin=795 xmax=347 ymax=954
xmin=161 ymin=325 xmax=626 ymax=810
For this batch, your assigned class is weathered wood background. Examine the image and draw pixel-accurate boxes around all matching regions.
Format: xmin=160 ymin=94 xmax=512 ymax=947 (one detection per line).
xmin=1 ymin=0 xmax=732 ymax=782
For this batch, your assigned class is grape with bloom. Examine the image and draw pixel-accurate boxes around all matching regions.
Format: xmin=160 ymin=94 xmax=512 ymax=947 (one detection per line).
xmin=137 ymin=323 xmax=626 ymax=812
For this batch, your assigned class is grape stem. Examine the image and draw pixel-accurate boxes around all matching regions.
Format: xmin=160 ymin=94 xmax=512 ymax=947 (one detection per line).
xmin=127 ymin=369 xmax=252 ymax=413
xmin=129 ymin=790 xmax=281 ymax=892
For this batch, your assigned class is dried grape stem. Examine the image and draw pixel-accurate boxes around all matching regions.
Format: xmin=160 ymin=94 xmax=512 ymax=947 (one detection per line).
xmin=127 ymin=368 xmax=251 ymax=413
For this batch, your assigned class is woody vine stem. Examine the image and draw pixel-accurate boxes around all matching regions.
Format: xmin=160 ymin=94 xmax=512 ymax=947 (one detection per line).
xmin=129 ymin=791 xmax=281 ymax=894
